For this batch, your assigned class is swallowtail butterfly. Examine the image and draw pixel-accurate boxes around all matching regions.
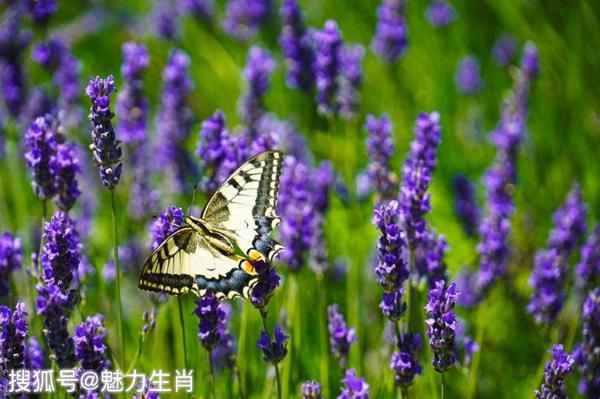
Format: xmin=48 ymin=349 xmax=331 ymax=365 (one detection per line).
xmin=138 ymin=151 xmax=284 ymax=300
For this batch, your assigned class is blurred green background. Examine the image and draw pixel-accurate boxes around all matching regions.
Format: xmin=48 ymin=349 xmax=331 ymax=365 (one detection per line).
xmin=1 ymin=0 xmax=600 ymax=398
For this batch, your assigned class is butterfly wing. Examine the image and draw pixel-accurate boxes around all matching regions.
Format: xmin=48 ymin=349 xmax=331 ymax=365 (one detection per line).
xmin=201 ymin=150 xmax=284 ymax=262
xmin=138 ymin=227 xmax=257 ymax=299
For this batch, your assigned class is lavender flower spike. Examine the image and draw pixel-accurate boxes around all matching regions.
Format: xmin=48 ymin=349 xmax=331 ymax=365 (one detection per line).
xmin=279 ymin=0 xmax=314 ymax=91
xmin=548 ymin=182 xmax=587 ymax=255
xmin=86 ymin=75 xmax=123 ymax=189
xmin=312 ymin=20 xmax=342 ymax=116
xmin=426 ymin=1 xmax=456 ymax=27
xmin=390 ymin=332 xmax=422 ymax=388
xmin=74 ymin=314 xmax=111 ymax=373
xmin=337 ymin=369 xmax=369 ymax=399
xmin=328 ymin=304 xmax=356 ymax=368
xmin=250 ymin=258 xmax=281 ymax=310
xmin=54 ymin=142 xmax=81 ymax=211
xmin=365 ymin=113 xmax=397 ymax=200
xmin=302 ymin=380 xmax=322 ymax=399
xmin=117 ymin=42 xmax=149 ymax=145
xmin=0 ymin=232 xmax=22 ymax=297
xmin=535 ymin=344 xmax=574 ymax=399
xmin=41 ymin=211 xmax=81 ymax=291
xmin=223 ymin=0 xmax=271 ymax=41
xmin=194 ymin=291 xmax=226 ymax=350
xmin=24 ymin=115 xmax=58 ymax=200
xmin=257 ymin=325 xmax=288 ymax=365
xmin=425 ymin=280 xmax=459 ymax=373
xmin=239 ymin=46 xmax=275 ymax=131
xmin=26 ymin=0 xmax=57 ymax=25
xmin=372 ymin=0 xmax=408 ymax=63
xmin=452 ymin=174 xmax=481 ymax=237
xmin=575 ymin=224 xmax=600 ymax=291
xmin=492 ymin=34 xmax=517 ymax=67
xmin=573 ymin=288 xmax=600 ymax=396
xmin=0 ymin=301 xmax=28 ymax=374
xmin=149 ymin=206 xmax=184 ymax=250
xmin=337 ymin=43 xmax=364 ymax=120
xmin=456 ymin=56 xmax=483 ymax=94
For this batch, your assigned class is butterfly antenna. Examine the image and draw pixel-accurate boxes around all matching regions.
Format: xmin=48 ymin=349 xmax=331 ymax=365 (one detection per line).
xmin=187 ymin=185 xmax=198 ymax=216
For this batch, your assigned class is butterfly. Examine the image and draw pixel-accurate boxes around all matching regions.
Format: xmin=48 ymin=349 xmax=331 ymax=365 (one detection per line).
xmin=139 ymin=150 xmax=284 ymax=300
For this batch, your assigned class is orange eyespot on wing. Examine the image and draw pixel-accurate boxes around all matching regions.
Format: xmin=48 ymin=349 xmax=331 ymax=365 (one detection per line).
xmin=248 ymin=249 xmax=265 ymax=261
xmin=241 ymin=260 xmax=257 ymax=275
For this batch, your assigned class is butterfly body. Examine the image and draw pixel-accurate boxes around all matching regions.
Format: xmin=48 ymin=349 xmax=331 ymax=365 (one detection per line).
xmin=139 ymin=151 xmax=284 ymax=300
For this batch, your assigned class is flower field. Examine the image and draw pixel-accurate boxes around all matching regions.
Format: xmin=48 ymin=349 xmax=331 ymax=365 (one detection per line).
xmin=0 ymin=0 xmax=599 ymax=398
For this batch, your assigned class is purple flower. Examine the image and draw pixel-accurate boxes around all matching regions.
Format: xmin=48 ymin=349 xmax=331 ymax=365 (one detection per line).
xmin=535 ymin=344 xmax=574 ymax=399
xmin=492 ymin=34 xmax=517 ymax=66
xmin=308 ymin=162 xmax=334 ymax=274
xmin=278 ymin=157 xmax=314 ymax=271
xmin=26 ymin=0 xmax=57 ymax=24
xmin=456 ymin=56 xmax=483 ymax=94
xmin=194 ymin=292 xmax=226 ymax=350
xmin=390 ymin=332 xmax=422 ymax=388
xmin=41 ymin=211 xmax=81 ymax=291
xmin=257 ymin=325 xmax=288 ymax=365
xmin=373 ymin=200 xmax=408 ymax=320
xmin=0 ymin=301 xmax=28 ymax=375
xmin=573 ymin=288 xmax=600 ymax=397
xmin=399 ymin=112 xmax=442 ymax=248
xmin=575 ymin=224 xmax=600 ymax=292
xmin=117 ymin=42 xmax=149 ymax=145
xmin=0 ymin=7 xmax=30 ymax=117
xmin=548 ymin=183 xmax=587 ymax=255
xmin=54 ymin=142 xmax=81 ymax=211
xmin=181 ymin=0 xmax=215 ymax=21
xmin=196 ymin=110 xmax=239 ymax=194
xmin=279 ymin=0 xmax=314 ymax=91
xmin=426 ymin=0 xmax=456 ymax=27
xmin=24 ymin=115 xmax=59 ymax=200
xmin=149 ymin=206 xmax=184 ymax=250
xmin=454 ymin=269 xmax=480 ymax=308
xmin=337 ymin=369 xmax=369 ymax=399
xmin=211 ymin=302 xmax=236 ymax=373
xmin=223 ymin=0 xmax=271 ymax=41
xmin=36 ymin=282 xmax=77 ymax=368
xmin=86 ymin=75 xmax=123 ymax=189
xmin=455 ymin=320 xmax=478 ymax=368
xmin=521 ymin=42 xmax=539 ymax=79
xmin=239 ymin=46 xmax=275 ymax=131
xmin=414 ymin=230 xmax=448 ymax=288
xmin=74 ymin=314 xmax=111 ymax=373
xmin=452 ymin=174 xmax=481 ymax=237
xmin=132 ymin=380 xmax=160 ymax=399
xmin=26 ymin=337 xmax=46 ymax=370
xmin=337 ymin=44 xmax=364 ymax=120
xmin=311 ymin=20 xmax=342 ymax=116
xmin=141 ymin=308 xmax=157 ymax=337
xmin=365 ymin=113 xmax=397 ymax=200
xmin=250 ymin=259 xmax=281 ymax=309
xmin=372 ymin=0 xmax=408 ymax=63
xmin=154 ymin=0 xmax=180 ymax=39
xmin=302 ymin=380 xmax=322 ymax=399
xmin=0 ymin=232 xmax=22 ymax=297
xmin=128 ymin=146 xmax=159 ymax=220
xmin=328 ymin=304 xmax=356 ymax=368
xmin=425 ymin=280 xmax=459 ymax=373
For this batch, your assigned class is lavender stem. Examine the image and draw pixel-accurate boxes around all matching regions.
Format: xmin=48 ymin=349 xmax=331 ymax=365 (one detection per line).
xmin=177 ymin=295 xmax=190 ymax=398
xmin=260 ymin=310 xmax=283 ymax=399
xmin=441 ymin=372 xmax=446 ymax=399
xmin=110 ymin=189 xmax=125 ymax=370
xmin=208 ymin=348 xmax=216 ymax=399
xmin=317 ymin=274 xmax=330 ymax=398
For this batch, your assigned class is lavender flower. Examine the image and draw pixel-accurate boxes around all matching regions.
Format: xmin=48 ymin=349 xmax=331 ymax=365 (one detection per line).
xmin=36 ymin=282 xmax=76 ymax=367
xmin=54 ymin=142 xmax=81 ymax=211
xmin=239 ymin=46 xmax=275 ymax=132
xmin=425 ymin=280 xmax=459 ymax=373
xmin=414 ymin=230 xmax=448 ymax=287
xmin=521 ymin=42 xmax=539 ymax=79
xmin=573 ymin=288 xmax=600 ymax=397
xmin=86 ymin=75 xmax=123 ymax=189
xmin=211 ymin=302 xmax=236 ymax=373
xmin=456 ymin=56 xmax=483 ymax=94
xmin=223 ymin=0 xmax=271 ymax=41
xmin=129 ymin=148 xmax=159 ymax=220
xmin=24 ymin=115 xmax=58 ymax=200
xmin=328 ymin=304 xmax=356 ymax=368
xmin=117 ymin=42 xmax=149 ymax=145
xmin=279 ymin=0 xmax=314 ymax=91
xmin=452 ymin=174 xmax=480 ymax=237
xmin=309 ymin=162 xmax=334 ymax=274
xmin=372 ymin=200 xmax=408 ymax=320
xmin=548 ymin=183 xmax=587 ymax=255
xmin=149 ymin=206 xmax=184 ymax=250
xmin=365 ymin=114 xmax=397 ymax=200
xmin=426 ymin=0 xmax=456 ymax=27
xmin=133 ymin=380 xmax=160 ymax=399
xmin=194 ymin=292 xmax=226 ymax=350
xmin=372 ymin=0 xmax=408 ymax=63
xmin=302 ymin=380 xmax=322 ymax=399
xmin=250 ymin=258 xmax=281 ymax=309
xmin=154 ymin=0 xmax=180 ymax=40
xmin=575 ymin=224 xmax=600 ymax=291
xmin=312 ymin=20 xmax=342 ymax=116
xmin=26 ymin=0 xmax=57 ymax=24
xmin=0 ymin=301 xmax=28 ymax=375
xmin=26 ymin=337 xmax=45 ymax=370
xmin=454 ymin=269 xmax=480 ymax=308
xmin=338 ymin=369 xmax=369 ymax=399
xmin=257 ymin=325 xmax=288 ymax=364
xmin=0 ymin=232 xmax=22 ymax=297
xmin=399 ymin=112 xmax=442 ymax=248
xmin=74 ymin=314 xmax=111 ymax=372
xmin=492 ymin=34 xmax=517 ymax=66
xmin=0 ymin=8 xmax=30 ymax=117
xmin=278 ymin=157 xmax=314 ymax=271
xmin=41 ymin=211 xmax=81 ymax=291
xmin=535 ymin=344 xmax=574 ymax=399
xmin=390 ymin=332 xmax=422 ymax=388
xmin=181 ymin=0 xmax=215 ymax=21
xmin=455 ymin=320 xmax=478 ymax=368
xmin=337 ymin=44 xmax=364 ymax=120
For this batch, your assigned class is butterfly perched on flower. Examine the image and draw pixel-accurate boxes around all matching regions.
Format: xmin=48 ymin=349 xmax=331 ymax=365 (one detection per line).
xmin=139 ymin=151 xmax=284 ymax=300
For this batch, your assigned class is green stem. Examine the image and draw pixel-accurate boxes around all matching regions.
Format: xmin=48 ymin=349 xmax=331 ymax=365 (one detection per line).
xmin=177 ymin=296 xmax=189 ymax=369
xmin=467 ymin=302 xmax=486 ymax=399
xmin=260 ymin=309 xmax=282 ymax=399
xmin=401 ymin=387 xmax=408 ymax=399
xmin=208 ymin=349 xmax=216 ymax=399
xmin=235 ymin=366 xmax=246 ymax=399
xmin=126 ymin=334 xmax=144 ymax=374
xmin=441 ymin=372 xmax=446 ymax=399
xmin=110 ymin=190 xmax=125 ymax=370
xmin=318 ymin=274 xmax=330 ymax=398
xmin=239 ymin=302 xmax=249 ymax=395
